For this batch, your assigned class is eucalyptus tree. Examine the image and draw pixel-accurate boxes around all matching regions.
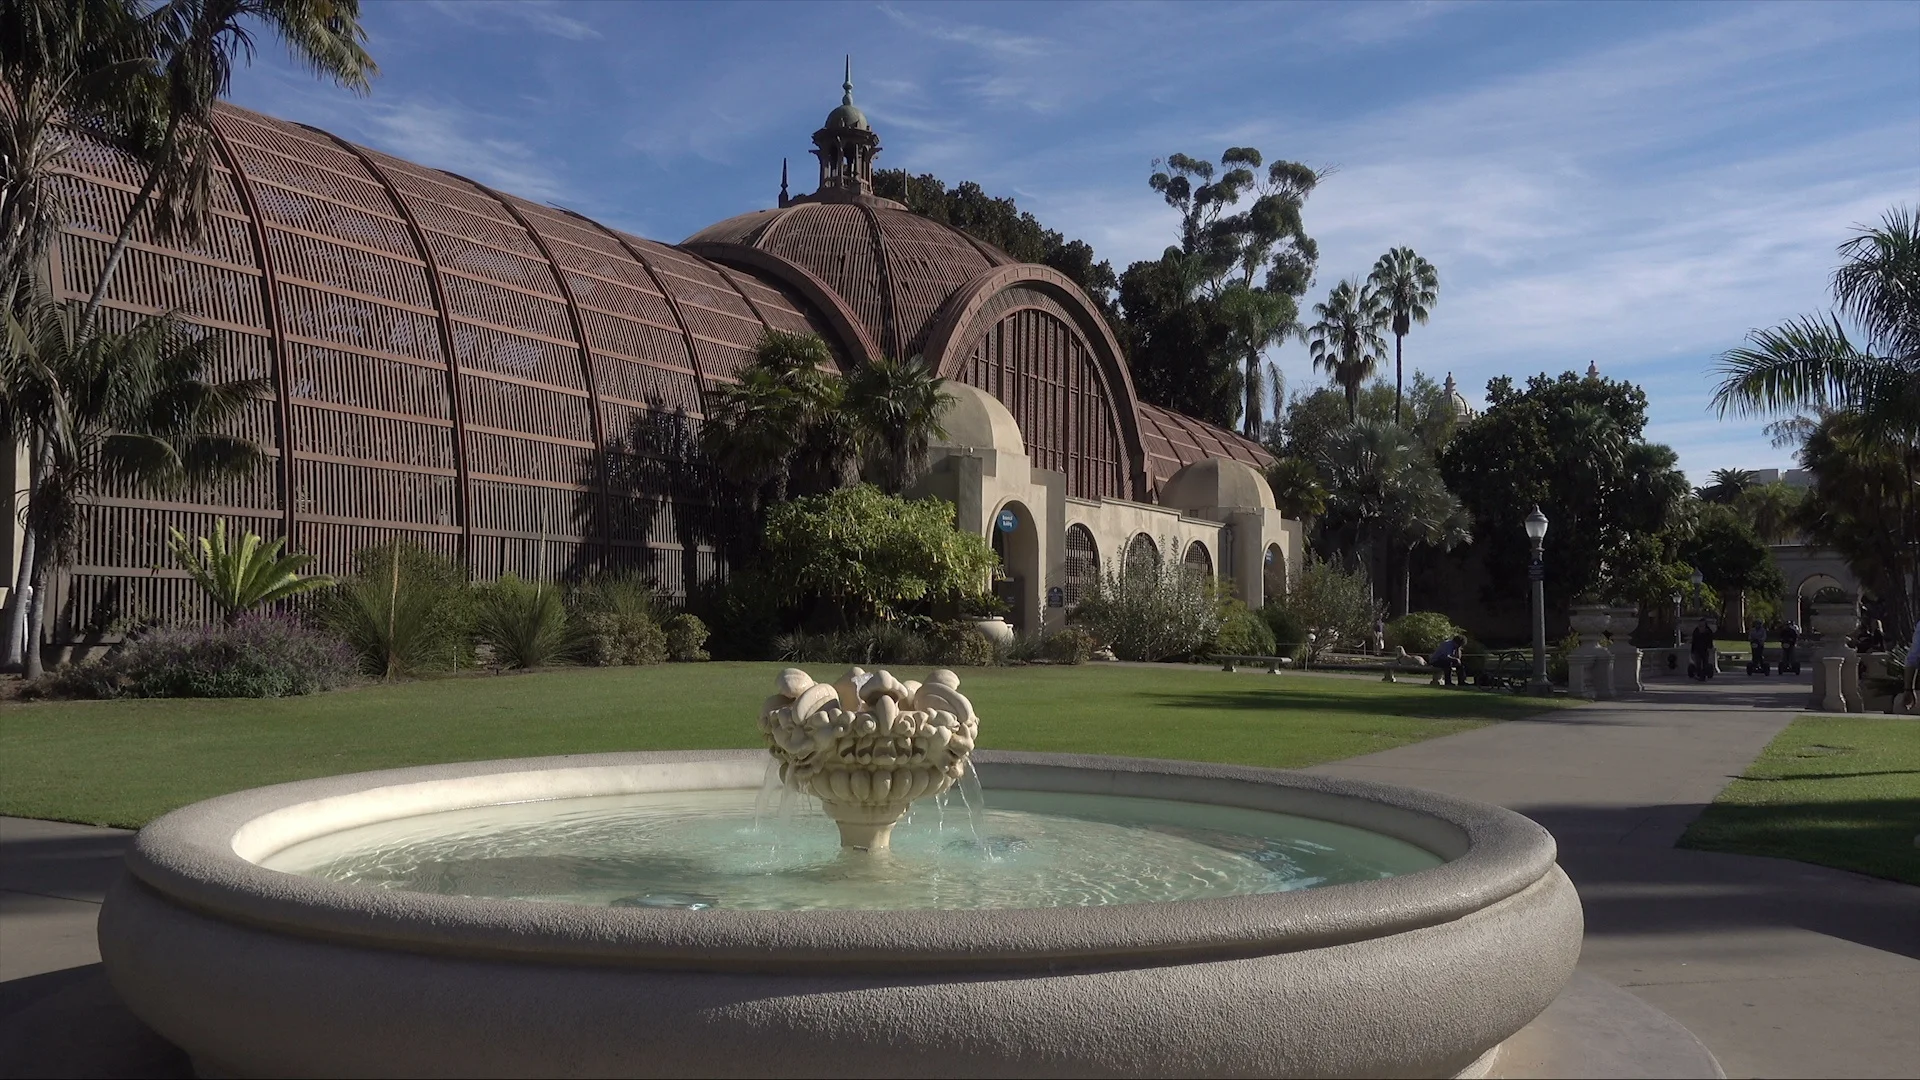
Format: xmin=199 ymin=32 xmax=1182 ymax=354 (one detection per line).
xmin=1306 ymin=278 xmax=1388 ymax=420
xmin=83 ymin=0 xmax=376 ymax=323
xmin=1367 ymin=247 xmax=1439 ymax=425
xmin=3 ymin=301 xmax=264 ymax=676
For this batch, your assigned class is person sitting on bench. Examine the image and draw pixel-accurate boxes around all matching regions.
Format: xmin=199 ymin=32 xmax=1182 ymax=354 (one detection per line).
xmin=1429 ymin=635 xmax=1467 ymax=687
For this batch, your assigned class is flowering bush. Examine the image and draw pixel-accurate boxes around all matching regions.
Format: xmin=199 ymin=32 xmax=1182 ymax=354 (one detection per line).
xmin=42 ymin=615 xmax=358 ymax=699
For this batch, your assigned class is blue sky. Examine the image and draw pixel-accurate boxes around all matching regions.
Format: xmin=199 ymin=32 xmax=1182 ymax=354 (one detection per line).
xmin=228 ymin=0 xmax=1920 ymax=484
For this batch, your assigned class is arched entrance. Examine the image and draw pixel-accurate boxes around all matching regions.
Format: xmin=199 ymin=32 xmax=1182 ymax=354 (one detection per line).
xmin=1794 ymin=572 xmax=1849 ymax=628
xmin=1183 ymin=541 xmax=1213 ymax=581
xmin=990 ymin=500 xmax=1040 ymax=636
xmin=1124 ymin=533 xmax=1159 ymax=578
xmin=1264 ymin=544 xmax=1286 ymax=602
xmin=1064 ymin=524 xmax=1099 ymax=611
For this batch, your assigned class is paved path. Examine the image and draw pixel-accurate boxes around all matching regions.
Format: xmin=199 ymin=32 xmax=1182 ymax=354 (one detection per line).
xmin=2 ymin=677 xmax=1915 ymax=1077
xmin=1309 ymin=677 xmax=1920 ymax=1079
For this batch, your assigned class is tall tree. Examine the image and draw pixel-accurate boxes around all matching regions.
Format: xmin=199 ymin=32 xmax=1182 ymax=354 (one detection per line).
xmin=698 ymin=330 xmax=843 ymax=513
xmin=82 ymin=0 xmax=376 ymax=324
xmin=1314 ymin=418 xmax=1469 ymax=615
xmin=1122 ymin=149 xmax=1320 ymax=431
xmin=1441 ymin=372 xmax=1690 ymax=613
xmin=1305 ymin=278 xmax=1387 ymax=420
xmin=1366 ymin=247 xmax=1439 ymax=425
xmin=3 ymin=302 xmax=264 ymax=676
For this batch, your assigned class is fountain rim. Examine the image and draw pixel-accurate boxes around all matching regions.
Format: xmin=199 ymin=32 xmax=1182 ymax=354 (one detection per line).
xmin=123 ymin=749 xmax=1559 ymax=975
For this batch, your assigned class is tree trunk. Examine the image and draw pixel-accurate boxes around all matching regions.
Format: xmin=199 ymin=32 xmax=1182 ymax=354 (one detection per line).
xmin=1 ymin=524 xmax=33 ymax=672
xmin=1 ymin=438 xmax=45 ymax=672
xmin=1400 ymin=547 xmax=1412 ymax=617
xmin=1244 ymin=351 xmax=1261 ymax=438
xmin=1393 ymin=333 xmax=1404 ymax=426
xmin=81 ymin=165 xmax=165 ymax=330
xmin=23 ymin=555 xmax=47 ymax=680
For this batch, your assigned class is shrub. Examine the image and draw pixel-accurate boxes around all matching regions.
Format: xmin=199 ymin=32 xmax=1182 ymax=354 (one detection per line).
xmin=1214 ymin=599 xmax=1277 ymax=656
xmin=697 ymin=572 xmax=782 ymax=661
xmin=39 ymin=615 xmax=357 ymax=699
xmin=935 ymin=621 xmax=997 ymax=667
xmin=1386 ymin=612 xmax=1462 ymax=659
xmin=773 ymin=624 xmax=934 ymax=666
xmin=1072 ymin=547 xmax=1221 ymax=662
xmin=1041 ymin=626 xmax=1097 ymax=665
xmin=169 ymin=520 xmax=333 ymax=623
xmin=317 ymin=542 xmax=474 ymax=678
xmin=1268 ymin=557 xmax=1382 ymax=661
xmin=570 ymin=572 xmax=667 ymax=666
xmin=664 ymin=614 xmax=711 ymax=662
xmin=1260 ymin=603 xmax=1308 ymax=653
xmin=476 ymin=575 xmax=577 ymax=669
xmin=761 ymin=485 xmax=999 ymax=623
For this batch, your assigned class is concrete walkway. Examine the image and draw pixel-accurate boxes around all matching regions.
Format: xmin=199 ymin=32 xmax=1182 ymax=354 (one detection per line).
xmin=1308 ymin=677 xmax=1920 ymax=1079
xmin=2 ymin=677 xmax=1915 ymax=1077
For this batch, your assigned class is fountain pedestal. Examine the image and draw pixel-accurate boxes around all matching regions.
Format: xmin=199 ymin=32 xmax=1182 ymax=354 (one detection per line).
xmin=759 ymin=666 xmax=979 ymax=851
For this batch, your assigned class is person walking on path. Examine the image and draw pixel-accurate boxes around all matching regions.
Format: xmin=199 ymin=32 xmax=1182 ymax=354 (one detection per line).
xmin=1428 ymin=634 xmax=1466 ymax=687
xmin=1689 ymin=620 xmax=1716 ymax=681
xmin=1372 ymin=617 xmax=1386 ymax=656
xmin=1748 ymin=620 xmax=1768 ymax=674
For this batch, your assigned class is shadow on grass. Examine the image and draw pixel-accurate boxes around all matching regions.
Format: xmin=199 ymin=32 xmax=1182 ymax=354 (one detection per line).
xmin=1743 ymin=770 xmax=1920 ymax=782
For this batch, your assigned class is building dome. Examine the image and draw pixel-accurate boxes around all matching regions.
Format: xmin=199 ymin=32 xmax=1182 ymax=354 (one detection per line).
xmin=1443 ymin=372 xmax=1477 ymax=422
xmin=686 ymin=201 xmax=1012 ymax=361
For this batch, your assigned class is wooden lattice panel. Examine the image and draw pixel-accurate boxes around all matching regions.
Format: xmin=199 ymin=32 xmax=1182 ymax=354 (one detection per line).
xmin=957 ymin=296 xmax=1127 ymax=501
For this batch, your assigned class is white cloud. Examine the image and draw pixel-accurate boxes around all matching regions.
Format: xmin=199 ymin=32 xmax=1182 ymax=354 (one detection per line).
xmin=425 ymin=1 xmax=602 ymax=41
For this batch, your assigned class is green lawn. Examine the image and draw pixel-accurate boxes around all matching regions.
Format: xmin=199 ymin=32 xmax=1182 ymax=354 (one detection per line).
xmin=0 ymin=663 xmax=1573 ymax=828
xmin=1681 ymin=715 xmax=1920 ymax=885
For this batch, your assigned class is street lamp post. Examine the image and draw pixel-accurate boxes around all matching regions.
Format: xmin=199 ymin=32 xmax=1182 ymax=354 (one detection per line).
xmin=1526 ymin=506 xmax=1551 ymax=696
xmin=1671 ymin=589 xmax=1683 ymax=649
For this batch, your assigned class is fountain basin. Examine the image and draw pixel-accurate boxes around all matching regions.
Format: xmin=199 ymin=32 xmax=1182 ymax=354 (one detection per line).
xmin=100 ymin=749 xmax=1582 ymax=1078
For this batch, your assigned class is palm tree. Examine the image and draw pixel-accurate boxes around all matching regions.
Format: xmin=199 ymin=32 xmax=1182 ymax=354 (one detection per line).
xmin=82 ymin=0 xmax=376 ymax=324
xmin=1306 ymin=278 xmax=1387 ymax=421
xmin=1713 ymin=206 xmax=1919 ymax=444
xmin=1699 ymin=467 xmax=1757 ymax=505
xmin=1737 ymin=481 xmax=1803 ymax=545
xmin=843 ymin=353 xmax=952 ymax=495
xmin=1218 ymin=281 xmax=1297 ymax=438
xmin=1314 ymin=419 xmax=1468 ymax=614
xmin=1367 ymin=248 xmax=1439 ymax=425
xmin=699 ymin=330 xmax=842 ymax=510
xmin=3 ymin=301 xmax=265 ymax=676
xmin=1 ymin=0 xmax=145 ymax=313
xmin=1713 ymin=205 xmax=1919 ymax=630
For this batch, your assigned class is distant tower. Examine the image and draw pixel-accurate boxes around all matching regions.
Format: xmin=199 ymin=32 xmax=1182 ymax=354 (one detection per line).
xmin=1586 ymin=360 xmax=1600 ymax=379
xmin=810 ymin=56 xmax=880 ymax=200
xmin=1443 ymin=372 xmax=1476 ymax=421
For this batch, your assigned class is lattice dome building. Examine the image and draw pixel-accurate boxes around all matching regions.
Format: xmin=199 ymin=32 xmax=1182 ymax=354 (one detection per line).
xmin=9 ymin=72 xmax=1301 ymax=648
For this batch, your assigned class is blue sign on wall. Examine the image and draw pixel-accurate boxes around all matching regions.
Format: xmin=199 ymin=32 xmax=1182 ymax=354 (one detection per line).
xmin=997 ymin=509 xmax=1018 ymax=533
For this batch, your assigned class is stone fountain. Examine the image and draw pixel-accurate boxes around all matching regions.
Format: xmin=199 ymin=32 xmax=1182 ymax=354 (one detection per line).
xmin=84 ymin=666 xmax=1729 ymax=1078
xmin=759 ymin=667 xmax=977 ymax=850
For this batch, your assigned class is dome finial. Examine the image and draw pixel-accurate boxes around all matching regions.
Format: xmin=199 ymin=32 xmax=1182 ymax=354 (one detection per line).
xmin=843 ymin=55 xmax=854 ymax=106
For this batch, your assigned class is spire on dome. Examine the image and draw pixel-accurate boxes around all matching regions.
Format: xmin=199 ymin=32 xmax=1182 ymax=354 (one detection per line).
xmin=778 ymin=157 xmax=789 ymax=208
xmin=1586 ymin=360 xmax=1600 ymax=379
xmin=800 ymin=57 xmax=883 ymax=204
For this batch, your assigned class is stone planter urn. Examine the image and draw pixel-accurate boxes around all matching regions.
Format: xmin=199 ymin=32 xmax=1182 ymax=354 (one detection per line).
xmin=1567 ymin=606 xmax=1612 ymax=699
xmin=971 ymin=617 xmax=1015 ymax=647
xmin=1606 ymin=606 xmax=1641 ymax=694
xmin=1808 ymin=595 xmax=1860 ymax=712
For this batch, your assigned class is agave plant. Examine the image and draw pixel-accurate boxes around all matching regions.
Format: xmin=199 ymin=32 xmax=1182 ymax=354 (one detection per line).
xmin=168 ymin=519 xmax=331 ymax=624
xmin=475 ymin=575 xmax=578 ymax=670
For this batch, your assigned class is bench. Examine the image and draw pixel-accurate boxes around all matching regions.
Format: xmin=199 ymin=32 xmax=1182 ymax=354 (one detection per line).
xmin=1217 ymin=645 xmax=1305 ymax=674
xmin=1469 ymin=649 xmax=1533 ymax=690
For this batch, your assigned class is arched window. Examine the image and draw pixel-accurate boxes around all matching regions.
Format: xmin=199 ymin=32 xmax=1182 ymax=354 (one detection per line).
xmin=1263 ymin=544 xmax=1287 ymax=600
xmin=1064 ymin=524 xmax=1099 ymax=609
xmin=1183 ymin=541 xmax=1213 ymax=580
xmin=1125 ymin=533 xmax=1159 ymax=577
